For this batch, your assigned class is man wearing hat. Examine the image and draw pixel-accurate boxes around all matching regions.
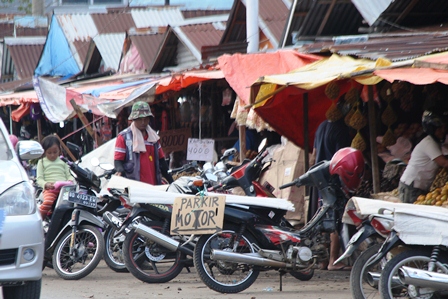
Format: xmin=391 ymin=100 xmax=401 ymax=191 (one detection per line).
xmin=114 ymin=101 xmax=173 ymax=185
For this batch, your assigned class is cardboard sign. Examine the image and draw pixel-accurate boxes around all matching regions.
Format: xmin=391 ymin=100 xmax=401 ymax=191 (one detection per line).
xmin=187 ymin=138 xmax=214 ymax=161
xmin=159 ymin=128 xmax=191 ymax=153
xmin=170 ymin=195 xmax=225 ymax=235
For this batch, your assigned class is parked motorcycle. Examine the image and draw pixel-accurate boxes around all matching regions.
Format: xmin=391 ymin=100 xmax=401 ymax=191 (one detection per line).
xmin=43 ymin=152 xmax=116 ymax=280
xmin=375 ymin=206 xmax=448 ymax=299
xmin=339 ymin=205 xmax=394 ymax=299
xmin=184 ymin=147 xmax=364 ymax=293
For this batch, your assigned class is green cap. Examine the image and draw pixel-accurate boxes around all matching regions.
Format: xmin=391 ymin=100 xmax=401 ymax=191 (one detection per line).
xmin=128 ymin=101 xmax=153 ymax=120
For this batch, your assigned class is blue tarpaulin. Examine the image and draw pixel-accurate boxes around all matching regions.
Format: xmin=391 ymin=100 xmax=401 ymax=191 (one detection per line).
xmin=34 ymin=15 xmax=80 ymax=77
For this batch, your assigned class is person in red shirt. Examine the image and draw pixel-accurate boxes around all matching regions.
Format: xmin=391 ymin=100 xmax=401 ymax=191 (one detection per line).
xmin=114 ymin=101 xmax=173 ymax=185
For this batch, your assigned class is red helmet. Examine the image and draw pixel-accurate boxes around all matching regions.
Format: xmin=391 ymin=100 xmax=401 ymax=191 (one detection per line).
xmin=329 ymin=147 xmax=364 ymax=195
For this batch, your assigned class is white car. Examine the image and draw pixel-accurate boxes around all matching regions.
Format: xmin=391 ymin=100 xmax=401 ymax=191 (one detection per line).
xmin=0 ymin=119 xmax=44 ymax=299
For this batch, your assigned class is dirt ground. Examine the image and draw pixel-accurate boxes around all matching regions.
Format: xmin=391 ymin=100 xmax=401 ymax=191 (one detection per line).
xmin=32 ymin=261 xmax=353 ymax=299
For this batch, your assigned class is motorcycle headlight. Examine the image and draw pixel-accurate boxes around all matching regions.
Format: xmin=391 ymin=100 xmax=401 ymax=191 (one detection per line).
xmin=0 ymin=182 xmax=35 ymax=215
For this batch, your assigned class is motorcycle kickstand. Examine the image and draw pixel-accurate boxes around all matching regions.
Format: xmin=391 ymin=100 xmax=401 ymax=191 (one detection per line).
xmin=279 ymin=270 xmax=286 ymax=291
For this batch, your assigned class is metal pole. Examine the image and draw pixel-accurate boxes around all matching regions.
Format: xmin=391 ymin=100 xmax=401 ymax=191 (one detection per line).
xmin=368 ymin=85 xmax=380 ymax=193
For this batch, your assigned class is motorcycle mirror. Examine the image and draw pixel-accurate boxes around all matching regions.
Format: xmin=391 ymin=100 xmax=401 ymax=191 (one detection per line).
xmin=91 ymin=157 xmax=100 ymax=167
xmin=258 ymin=138 xmax=267 ymax=153
xmin=221 ymin=148 xmax=237 ymax=160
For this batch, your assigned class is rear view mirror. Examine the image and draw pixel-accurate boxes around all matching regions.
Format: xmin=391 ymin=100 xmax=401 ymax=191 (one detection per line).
xmin=66 ymin=142 xmax=82 ymax=161
xmin=221 ymin=148 xmax=237 ymax=160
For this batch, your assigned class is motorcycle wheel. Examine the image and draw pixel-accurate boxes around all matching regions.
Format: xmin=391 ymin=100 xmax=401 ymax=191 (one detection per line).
xmin=104 ymin=226 xmax=128 ymax=273
xmin=379 ymin=249 xmax=448 ymax=299
xmin=289 ymin=269 xmax=314 ymax=281
xmin=122 ymin=220 xmax=185 ymax=283
xmin=193 ymin=224 xmax=260 ymax=294
xmin=350 ymin=243 xmax=383 ymax=299
xmin=52 ymin=225 xmax=105 ymax=280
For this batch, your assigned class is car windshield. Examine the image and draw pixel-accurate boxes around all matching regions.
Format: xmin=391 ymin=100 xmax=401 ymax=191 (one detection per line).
xmin=0 ymin=132 xmax=13 ymax=161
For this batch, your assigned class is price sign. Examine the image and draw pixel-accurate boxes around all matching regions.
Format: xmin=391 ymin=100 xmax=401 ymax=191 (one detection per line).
xmin=159 ymin=128 xmax=191 ymax=153
xmin=186 ymin=138 xmax=214 ymax=161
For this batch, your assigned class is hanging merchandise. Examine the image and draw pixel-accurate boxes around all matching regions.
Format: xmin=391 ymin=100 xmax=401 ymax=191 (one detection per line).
xmin=324 ymin=81 xmax=340 ymax=100
xmin=348 ymin=103 xmax=367 ymax=131
xmin=161 ymin=110 xmax=169 ymax=131
xmin=382 ymin=128 xmax=397 ymax=147
xmin=381 ymin=91 xmax=397 ymax=147
xmin=30 ymin=103 xmax=42 ymax=120
xmin=325 ymin=101 xmax=343 ymax=121
xmin=379 ymin=82 xmax=394 ymax=102
xmin=222 ymin=88 xmax=232 ymax=106
xmin=344 ymin=87 xmax=360 ymax=105
xmin=351 ymin=131 xmax=366 ymax=152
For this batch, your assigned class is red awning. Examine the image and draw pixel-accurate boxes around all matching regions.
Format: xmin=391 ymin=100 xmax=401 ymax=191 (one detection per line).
xmin=155 ymin=70 xmax=225 ymax=94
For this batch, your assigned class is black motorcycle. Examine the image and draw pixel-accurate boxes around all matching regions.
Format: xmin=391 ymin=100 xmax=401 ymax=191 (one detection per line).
xmin=43 ymin=151 xmax=116 ymax=280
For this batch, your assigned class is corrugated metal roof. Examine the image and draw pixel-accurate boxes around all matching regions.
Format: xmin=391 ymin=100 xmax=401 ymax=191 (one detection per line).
xmin=299 ymin=32 xmax=448 ymax=62
xmin=258 ymin=0 xmax=289 ymax=44
xmin=93 ymin=33 xmax=126 ymax=71
xmin=129 ymin=33 xmax=165 ymax=70
xmin=0 ymin=21 xmax=14 ymax=39
xmin=73 ymin=40 xmax=91 ymax=66
xmin=150 ymin=31 xmax=178 ymax=73
xmin=182 ymin=9 xmax=230 ymax=19
xmin=4 ymin=37 xmax=45 ymax=79
xmin=131 ymin=7 xmax=185 ymax=28
xmin=219 ymin=0 xmax=289 ymax=49
xmin=174 ymin=23 xmax=225 ymax=62
xmin=91 ymin=12 xmax=135 ymax=34
xmin=57 ymin=14 xmax=98 ymax=42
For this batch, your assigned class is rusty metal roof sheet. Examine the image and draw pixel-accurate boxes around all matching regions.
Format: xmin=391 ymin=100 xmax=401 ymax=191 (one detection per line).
xmin=57 ymin=14 xmax=98 ymax=42
xmin=182 ymin=9 xmax=231 ymax=19
xmin=4 ymin=36 xmax=46 ymax=79
xmin=131 ymin=7 xmax=185 ymax=28
xmin=93 ymin=33 xmax=126 ymax=71
xmin=220 ymin=0 xmax=289 ymax=49
xmin=129 ymin=33 xmax=165 ymax=71
xmin=174 ymin=21 xmax=225 ymax=62
xmin=91 ymin=12 xmax=135 ymax=34
xmin=299 ymin=31 xmax=448 ymax=62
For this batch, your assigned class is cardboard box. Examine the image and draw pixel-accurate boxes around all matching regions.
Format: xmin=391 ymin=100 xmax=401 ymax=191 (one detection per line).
xmin=259 ymin=141 xmax=311 ymax=224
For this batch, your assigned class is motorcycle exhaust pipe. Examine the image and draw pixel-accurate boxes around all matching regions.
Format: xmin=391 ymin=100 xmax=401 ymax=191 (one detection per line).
xmin=367 ymin=272 xmax=402 ymax=288
xmin=211 ymin=249 xmax=289 ymax=268
xmin=399 ymin=266 xmax=448 ymax=290
xmin=135 ymin=223 xmax=179 ymax=252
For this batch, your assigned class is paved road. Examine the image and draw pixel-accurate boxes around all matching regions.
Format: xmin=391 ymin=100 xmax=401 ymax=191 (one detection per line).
xmin=35 ymin=261 xmax=353 ymax=299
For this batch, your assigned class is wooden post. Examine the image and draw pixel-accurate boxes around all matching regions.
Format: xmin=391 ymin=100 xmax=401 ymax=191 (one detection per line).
xmin=303 ymin=93 xmax=310 ymax=197
xmin=368 ymin=85 xmax=380 ymax=194
xmin=69 ymin=99 xmax=99 ymax=146
xmin=239 ymin=125 xmax=247 ymax=161
xmin=53 ymin=134 xmax=77 ymax=162
xmin=37 ymin=118 xmax=42 ymax=143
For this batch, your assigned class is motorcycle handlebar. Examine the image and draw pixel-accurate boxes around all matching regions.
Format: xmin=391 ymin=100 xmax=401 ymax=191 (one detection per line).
xmin=207 ymin=183 xmax=223 ymax=192
xmin=279 ymin=180 xmax=297 ymax=189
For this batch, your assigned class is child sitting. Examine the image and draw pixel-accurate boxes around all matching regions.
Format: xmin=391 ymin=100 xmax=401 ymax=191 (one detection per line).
xmin=36 ymin=135 xmax=74 ymax=219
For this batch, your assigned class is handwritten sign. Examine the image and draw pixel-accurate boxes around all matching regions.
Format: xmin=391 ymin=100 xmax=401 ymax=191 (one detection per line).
xmin=159 ymin=128 xmax=191 ymax=153
xmin=170 ymin=195 xmax=225 ymax=235
xmin=187 ymin=138 xmax=214 ymax=161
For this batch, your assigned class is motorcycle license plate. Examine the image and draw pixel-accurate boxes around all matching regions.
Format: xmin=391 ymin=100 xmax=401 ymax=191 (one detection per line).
xmin=68 ymin=192 xmax=98 ymax=209
xmin=0 ymin=209 xmax=5 ymax=236
xmin=348 ymin=227 xmax=365 ymax=245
